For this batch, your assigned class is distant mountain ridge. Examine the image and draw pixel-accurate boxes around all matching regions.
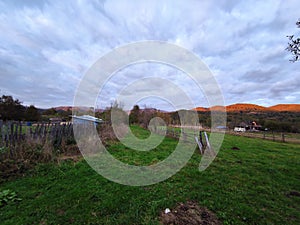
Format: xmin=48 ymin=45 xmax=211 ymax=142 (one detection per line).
xmin=267 ymin=104 xmax=300 ymax=112
xmin=54 ymin=106 xmax=103 ymax=112
xmin=52 ymin=103 xmax=300 ymax=113
xmin=194 ymin=103 xmax=300 ymax=112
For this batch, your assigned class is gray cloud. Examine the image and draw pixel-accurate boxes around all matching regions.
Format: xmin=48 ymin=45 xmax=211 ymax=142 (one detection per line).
xmin=0 ymin=0 xmax=299 ymax=109
xmin=241 ymin=67 xmax=279 ymax=82
xmin=270 ymin=76 xmax=300 ymax=97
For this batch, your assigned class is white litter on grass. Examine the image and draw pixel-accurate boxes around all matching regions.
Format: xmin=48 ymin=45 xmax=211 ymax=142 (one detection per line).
xmin=164 ymin=208 xmax=171 ymax=214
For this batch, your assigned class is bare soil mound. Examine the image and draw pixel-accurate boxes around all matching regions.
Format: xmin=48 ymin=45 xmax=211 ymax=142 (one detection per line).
xmin=160 ymin=201 xmax=222 ymax=225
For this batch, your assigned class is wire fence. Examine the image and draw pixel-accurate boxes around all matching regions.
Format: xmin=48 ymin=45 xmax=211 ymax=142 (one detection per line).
xmin=150 ymin=125 xmax=300 ymax=145
xmin=225 ymin=130 xmax=300 ymax=144
xmin=1 ymin=120 xmax=298 ymax=160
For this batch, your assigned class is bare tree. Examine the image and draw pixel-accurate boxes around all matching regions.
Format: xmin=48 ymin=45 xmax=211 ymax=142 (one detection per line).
xmin=286 ymin=19 xmax=300 ymax=62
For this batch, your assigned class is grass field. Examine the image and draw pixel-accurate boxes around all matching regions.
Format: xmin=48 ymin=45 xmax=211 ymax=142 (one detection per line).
xmin=1 ymin=126 xmax=299 ymax=224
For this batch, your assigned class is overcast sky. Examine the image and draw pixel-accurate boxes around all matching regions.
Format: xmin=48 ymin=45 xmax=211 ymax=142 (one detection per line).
xmin=0 ymin=0 xmax=299 ymax=110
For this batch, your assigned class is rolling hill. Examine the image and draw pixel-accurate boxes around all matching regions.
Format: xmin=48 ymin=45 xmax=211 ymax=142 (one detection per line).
xmin=52 ymin=104 xmax=300 ymax=113
xmin=267 ymin=104 xmax=300 ymax=112
xmin=193 ymin=103 xmax=300 ymax=112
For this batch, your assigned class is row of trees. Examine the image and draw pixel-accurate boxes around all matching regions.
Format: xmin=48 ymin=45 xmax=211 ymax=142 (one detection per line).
xmin=42 ymin=107 xmax=72 ymax=121
xmin=96 ymin=102 xmax=300 ymax=133
xmin=128 ymin=105 xmax=300 ymax=133
xmin=95 ymin=103 xmax=170 ymax=128
xmin=0 ymin=95 xmax=72 ymax=122
xmin=218 ymin=111 xmax=300 ymax=133
xmin=129 ymin=105 xmax=171 ymax=128
xmin=1 ymin=94 xmax=299 ymax=132
xmin=0 ymin=95 xmax=40 ymax=121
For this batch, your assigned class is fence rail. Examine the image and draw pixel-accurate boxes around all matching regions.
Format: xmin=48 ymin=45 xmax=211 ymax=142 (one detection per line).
xmin=225 ymin=130 xmax=300 ymax=144
xmin=1 ymin=121 xmax=298 ymax=160
xmin=151 ymin=125 xmax=300 ymax=145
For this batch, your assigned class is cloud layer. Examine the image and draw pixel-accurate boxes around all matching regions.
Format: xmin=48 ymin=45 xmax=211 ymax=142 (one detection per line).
xmin=0 ymin=0 xmax=299 ymax=109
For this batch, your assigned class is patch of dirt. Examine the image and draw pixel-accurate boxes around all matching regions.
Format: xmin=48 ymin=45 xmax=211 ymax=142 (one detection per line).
xmin=231 ymin=146 xmax=240 ymax=150
xmin=160 ymin=201 xmax=222 ymax=225
xmin=0 ymin=159 xmax=34 ymax=182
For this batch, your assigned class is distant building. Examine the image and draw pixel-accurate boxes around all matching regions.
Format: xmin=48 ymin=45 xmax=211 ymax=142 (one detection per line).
xmin=249 ymin=121 xmax=262 ymax=131
xmin=234 ymin=121 xmax=262 ymax=132
xmin=234 ymin=126 xmax=246 ymax=132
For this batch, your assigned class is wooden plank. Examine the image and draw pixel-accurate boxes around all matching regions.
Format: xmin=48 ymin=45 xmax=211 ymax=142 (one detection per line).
xmin=40 ymin=123 xmax=46 ymax=141
xmin=199 ymin=131 xmax=204 ymax=147
xmin=5 ymin=131 xmax=8 ymax=148
xmin=14 ymin=122 xmax=19 ymax=142
xmin=19 ymin=122 xmax=22 ymax=140
xmin=34 ymin=123 xmax=39 ymax=139
xmin=9 ymin=121 xmax=13 ymax=157
xmin=203 ymin=131 xmax=211 ymax=150
xmin=38 ymin=123 xmax=43 ymax=139
xmin=195 ymin=136 xmax=203 ymax=154
xmin=29 ymin=127 xmax=33 ymax=138
xmin=44 ymin=123 xmax=49 ymax=137
xmin=0 ymin=120 xmax=3 ymax=147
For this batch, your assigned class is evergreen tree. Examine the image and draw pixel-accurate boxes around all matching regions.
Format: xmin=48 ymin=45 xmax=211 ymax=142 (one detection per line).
xmin=129 ymin=105 xmax=140 ymax=124
xmin=25 ymin=105 xmax=40 ymax=121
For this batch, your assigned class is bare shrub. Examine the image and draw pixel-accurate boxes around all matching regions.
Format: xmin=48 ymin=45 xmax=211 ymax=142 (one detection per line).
xmin=0 ymin=135 xmax=79 ymax=181
xmin=97 ymin=123 xmax=118 ymax=145
xmin=0 ymin=138 xmax=53 ymax=181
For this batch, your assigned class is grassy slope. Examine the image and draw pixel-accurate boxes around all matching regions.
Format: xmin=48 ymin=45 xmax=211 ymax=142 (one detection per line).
xmin=1 ymin=126 xmax=299 ymax=224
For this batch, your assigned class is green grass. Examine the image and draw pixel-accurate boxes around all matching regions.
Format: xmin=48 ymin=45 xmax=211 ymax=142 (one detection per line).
xmin=0 ymin=125 xmax=299 ymax=224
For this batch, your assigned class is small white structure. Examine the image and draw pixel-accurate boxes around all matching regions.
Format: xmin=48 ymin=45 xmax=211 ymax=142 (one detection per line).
xmin=72 ymin=115 xmax=103 ymax=124
xmin=234 ymin=126 xmax=246 ymax=132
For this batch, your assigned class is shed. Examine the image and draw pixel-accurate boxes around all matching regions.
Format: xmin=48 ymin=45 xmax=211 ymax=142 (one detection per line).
xmin=72 ymin=115 xmax=103 ymax=125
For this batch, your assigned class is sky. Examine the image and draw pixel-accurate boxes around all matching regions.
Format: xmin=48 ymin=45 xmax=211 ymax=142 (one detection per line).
xmin=0 ymin=0 xmax=299 ymax=110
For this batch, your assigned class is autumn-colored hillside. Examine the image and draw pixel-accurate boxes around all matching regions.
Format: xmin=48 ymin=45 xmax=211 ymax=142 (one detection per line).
xmin=268 ymin=104 xmax=300 ymax=112
xmin=54 ymin=103 xmax=300 ymax=113
xmin=193 ymin=107 xmax=208 ymax=112
xmin=193 ymin=103 xmax=266 ymax=112
xmin=55 ymin=106 xmax=73 ymax=111
xmin=226 ymin=103 xmax=267 ymax=112
xmin=193 ymin=103 xmax=300 ymax=112
xmin=54 ymin=106 xmax=102 ymax=112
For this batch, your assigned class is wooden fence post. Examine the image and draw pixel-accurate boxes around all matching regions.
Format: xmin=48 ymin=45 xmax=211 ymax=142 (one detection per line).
xmin=0 ymin=120 xmax=3 ymax=147
xmin=195 ymin=136 xmax=203 ymax=154
xmin=9 ymin=122 xmax=14 ymax=157
xmin=199 ymin=131 xmax=204 ymax=147
xmin=204 ymin=131 xmax=211 ymax=150
xmin=19 ymin=122 xmax=22 ymax=140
